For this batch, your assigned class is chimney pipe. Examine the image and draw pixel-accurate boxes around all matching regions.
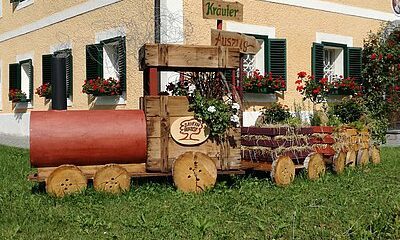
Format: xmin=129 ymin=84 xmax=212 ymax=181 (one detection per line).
xmin=51 ymin=57 xmax=67 ymax=110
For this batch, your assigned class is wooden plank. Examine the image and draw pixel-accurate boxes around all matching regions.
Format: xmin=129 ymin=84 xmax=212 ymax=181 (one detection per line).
xmin=202 ymin=0 xmax=243 ymax=22
xmin=139 ymin=44 xmax=240 ymax=70
xmin=147 ymin=117 xmax=161 ymax=137
xmin=309 ymin=135 xmax=335 ymax=145
xmin=241 ymin=149 xmax=312 ymax=162
xmin=240 ymin=160 xmax=273 ymax=171
xmin=30 ymin=163 xmax=147 ymax=182
xmin=241 ymin=139 xmax=308 ymax=148
xmin=160 ymin=96 xmax=170 ymax=172
xmin=211 ymin=29 xmax=261 ymax=54
xmin=241 ymin=127 xmax=314 ymax=136
xmin=143 ymin=96 xmax=161 ymax=117
xmin=167 ymin=97 xmax=193 ymax=117
xmin=309 ymin=126 xmax=334 ymax=134
xmin=314 ymin=146 xmax=336 ymax=155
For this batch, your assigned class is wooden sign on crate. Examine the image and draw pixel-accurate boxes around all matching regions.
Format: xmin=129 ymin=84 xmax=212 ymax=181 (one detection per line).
xmin=211 ymin=29 xmax=262 ymax=54
xmin=170 ymin=116 xmax=210 ymax=145
xmin=139 ymin=44 xmax=240 ymax=70
xmin=202 ymin=0 xmax=243 ymax=22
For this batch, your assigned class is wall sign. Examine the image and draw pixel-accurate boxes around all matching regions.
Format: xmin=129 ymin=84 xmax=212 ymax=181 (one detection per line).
xmin=211 ymin=29 xmax=262 ymax=54
xmin=171 ymin=117 xmax=209 ymax=146
xmin=393 ymin=0 xmax=400 ymax=16
xmin=202 ymin=0 xmax=243 ymax=22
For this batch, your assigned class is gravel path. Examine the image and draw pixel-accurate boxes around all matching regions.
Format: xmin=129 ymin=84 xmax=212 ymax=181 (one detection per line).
xmin=0 ymin=134 xmax=29 ymax=149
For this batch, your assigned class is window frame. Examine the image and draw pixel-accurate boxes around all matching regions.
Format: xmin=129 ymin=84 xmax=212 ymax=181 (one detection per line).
xmin=87 ymin=36 xmax=126 ymax=94
xmin=243 ymin=34 xmax=268 ymax=75
xmin=321 ymin=41 xmax=348 ymax=78
xmin=8 ymin=58 xmax=33 ymax=106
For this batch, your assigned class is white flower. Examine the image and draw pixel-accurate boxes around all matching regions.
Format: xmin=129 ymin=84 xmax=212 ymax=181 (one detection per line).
xmin=230 ymin=115 xmax=240 ymax=123
xmin=188 ymin=84 xmax=196 ymax=94
xmin=232 ymin=103 xmax=240 ymax=110
xmin=207 ymin=106 xmax=216 ymax=113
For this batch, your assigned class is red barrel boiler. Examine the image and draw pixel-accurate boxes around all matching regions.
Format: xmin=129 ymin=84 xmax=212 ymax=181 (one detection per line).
xmin=30 ymin=110 xmax=147 ymax=168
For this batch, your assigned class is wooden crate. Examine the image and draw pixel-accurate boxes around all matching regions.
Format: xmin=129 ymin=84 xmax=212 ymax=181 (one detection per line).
xmin=241 ymin=126 xmax=336 ymax=166
xmin=142 ymin=96 xmax=241 ymax=173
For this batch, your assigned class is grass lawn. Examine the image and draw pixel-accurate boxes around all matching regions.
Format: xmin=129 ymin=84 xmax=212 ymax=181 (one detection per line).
xmin=0 ymin=145 xmax=399 ymax=239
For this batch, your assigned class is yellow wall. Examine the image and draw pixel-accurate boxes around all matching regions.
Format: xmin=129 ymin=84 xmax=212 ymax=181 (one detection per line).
xmin=0 ymin=0 xmax=393 ymax=114
xmin=326 ymin=0 xmax=393 ymax=13
xmin=184 ymin=0 xmax=385 ymax=111
xmin=0 ymin=0 xmax=154 ymax=113
xmin=0 ymin=0 xmax=87 ymax=33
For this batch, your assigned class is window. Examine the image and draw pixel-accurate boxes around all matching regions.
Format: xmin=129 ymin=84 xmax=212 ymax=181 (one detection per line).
xmin=42 ymin=49 xmax=73 ymax=101
xmin=86 ymin=36 xmax=126 ymax=93
xmin=312 ymin=42 xmax=362 ymax=82
xmin=9 ymin=59 xmax=33 ymax=102
xmin=241 ymin=34 xmax=287 ymax=90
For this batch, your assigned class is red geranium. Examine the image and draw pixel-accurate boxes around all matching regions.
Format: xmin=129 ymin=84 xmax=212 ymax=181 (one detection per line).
xmin=297 ymin=71 xmax=307 ymax=78
xmin=36 ymin=83 xmax=52 ymax=98
xmin=242 ymin=70 xmax=286 ymax=93
xmin=82 ymin=77 xmax=122 ymax=96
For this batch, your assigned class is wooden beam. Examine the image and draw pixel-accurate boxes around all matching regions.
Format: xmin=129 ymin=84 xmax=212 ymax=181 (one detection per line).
xmin=139 ymin=44 xmax=240 ymax=70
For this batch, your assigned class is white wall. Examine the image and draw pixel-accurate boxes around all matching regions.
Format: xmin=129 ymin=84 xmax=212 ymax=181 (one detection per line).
xmin=0 ymin=59 xmax=2 ymax=111
xmin=0 ymin=113 xmax=30 ymax=137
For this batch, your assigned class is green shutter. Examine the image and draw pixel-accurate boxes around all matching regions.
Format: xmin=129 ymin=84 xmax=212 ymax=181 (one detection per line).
xmin=347 ymin=47 xmax=362 ymax=81
xmin=312 ymin=42 xmax=324 ymax=81
xmin=117 ymin=37 xmax=126 ymax=91
xmin=9 ymin=63 xmax=20 ymax=91
xmin=25 ymin=59 xmax=34 ymax=101
xmin=42 ymin=54 xmax=52 ymax=85
xmin=268 ymin=39 xmax=287 ymax=89
xmin=64 ymin=51 xmax=73 ymax=98
xmin=86 ymin=44 xmax=103 ymax=80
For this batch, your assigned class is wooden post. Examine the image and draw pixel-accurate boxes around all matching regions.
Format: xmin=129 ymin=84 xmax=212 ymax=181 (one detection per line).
xmin=217 ymin=20 xmax=223 ymax=30
xmin=149 ymin=68 xmax=159 ymax=96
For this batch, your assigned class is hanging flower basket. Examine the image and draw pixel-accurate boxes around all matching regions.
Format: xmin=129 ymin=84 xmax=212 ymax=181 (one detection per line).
xmin=82 ymin=77 xmax=122 ymax=96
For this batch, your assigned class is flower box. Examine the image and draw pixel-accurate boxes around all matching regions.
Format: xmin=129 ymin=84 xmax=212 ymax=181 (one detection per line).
xmin=82 ymin=77 xmax=122 ymax=96
xmin=243 ymin=92 xmax=277 ymax=103
xmin=9 ymin=89 xmax=28 ymax=103
xmin=93 ymin=95 xmax=125 ymax=106
xmin=242 ymin=70 xmax=286 ymax=94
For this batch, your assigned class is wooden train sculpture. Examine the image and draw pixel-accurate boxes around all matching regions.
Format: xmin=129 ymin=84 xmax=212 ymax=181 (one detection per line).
xmin=28 ymin=44 xmax=381 ymax=197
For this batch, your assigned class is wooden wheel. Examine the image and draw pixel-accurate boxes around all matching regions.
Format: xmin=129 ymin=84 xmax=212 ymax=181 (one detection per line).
xmin=332 ymin=151 xmax=346 ymax=174
xmin=271 ymin=155 xmax=295 ymax=186
xmin=356 ymin=149 xmax=370 ymax=166
xmin=93 ymin=164 xmax=131 ymax=194
xmin=46 ymin=165 xmax=87 ymax=197
xmin=345 ymin=150 xmax=357 ymax=167
xmin=304 ymin=153 xmax=326 ymax=180
xmin=173 ymin=152 xmax=217 ymax=193
xmin=370 ymin=145 xmax=381 ymax=164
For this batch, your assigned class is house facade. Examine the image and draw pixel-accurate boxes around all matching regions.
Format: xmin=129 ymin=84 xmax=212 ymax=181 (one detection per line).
xmin=0 ymin=0 xmax=398 ymax=136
